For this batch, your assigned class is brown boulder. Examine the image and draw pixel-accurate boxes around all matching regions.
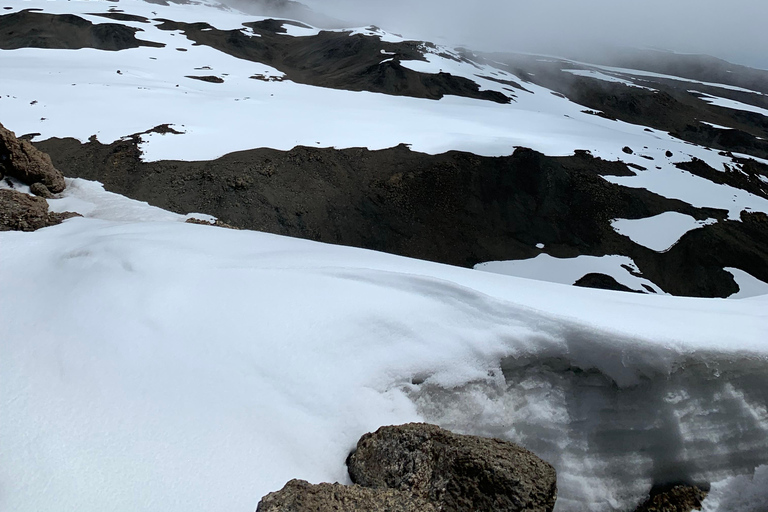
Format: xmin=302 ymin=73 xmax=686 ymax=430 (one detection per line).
xmin=347 ymin=423 xmax=557 ymax=512
xmin=634 ymin=484 xmax=708 ymax=512
xmin=0 ymin=189 xmax=79 ymax=231
xmin=256 ymin=479 xmax=437 ymax=512
xmin=0 ymin=122 xmax=65 ymax=193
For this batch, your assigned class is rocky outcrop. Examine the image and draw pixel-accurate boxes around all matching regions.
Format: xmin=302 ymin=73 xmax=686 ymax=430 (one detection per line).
xmin=256 ymin=479 xmax=437 ymax=512
xmin=347 ymin=423 xmax=557 ymax=512
xmin=1 ymin=122 xmax=65 ymax=193
xmin=0 ymin=189 xmax=79 ymax=231
xmin=255 ymin=423 xmax=557 ymax=512
xmin=633 ymin=484 xmax=708 ymax=512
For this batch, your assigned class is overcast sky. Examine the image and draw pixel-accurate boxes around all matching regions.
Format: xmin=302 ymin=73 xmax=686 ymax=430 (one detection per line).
xmin=298 ymin=0 xmax=768 ymax=70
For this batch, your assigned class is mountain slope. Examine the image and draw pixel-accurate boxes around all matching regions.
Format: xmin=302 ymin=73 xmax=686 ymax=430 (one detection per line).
xmin=1 ymin=2 xmax=768 ymax=510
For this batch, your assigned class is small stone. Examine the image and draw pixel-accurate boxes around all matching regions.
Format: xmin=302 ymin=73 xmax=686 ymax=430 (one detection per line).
xmin=29 ymin=181 xmax=53 ymax=198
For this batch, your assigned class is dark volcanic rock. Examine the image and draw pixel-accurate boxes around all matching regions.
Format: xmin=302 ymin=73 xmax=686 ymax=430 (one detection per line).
xmin=151 ymin=19 xmax=509 ymax=104
xmin=573 ymin=273 xmax=642 ymax=293
xmin=256 ymin=479 xmax=437 ymax=512
xmin=1 ymin=122 xmax=65 ymax=193
xmin=633 ymin=484 xmax=708 ymax=512
xmin=0 ymin=10 xmax=164 ymax=50
xmin=0 ymin=189 xmax=79 ymax=231
xmin=35 ymin=134 xmax=768 ymax=298
xmin=347 ymin=423 xmax=557 ymax=512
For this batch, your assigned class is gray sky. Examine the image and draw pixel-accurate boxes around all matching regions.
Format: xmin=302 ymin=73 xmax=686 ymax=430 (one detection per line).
xmin=298 ymin=0 xmax=768 ymax=70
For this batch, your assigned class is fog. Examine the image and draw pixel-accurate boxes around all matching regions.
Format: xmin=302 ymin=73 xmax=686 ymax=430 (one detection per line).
xmin=235 ymin=0 xmax=768 ymax=70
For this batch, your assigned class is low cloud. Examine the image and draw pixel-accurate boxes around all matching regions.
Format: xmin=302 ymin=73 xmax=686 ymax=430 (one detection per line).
xmin=294 ymin=0 xmax=768 ymax=70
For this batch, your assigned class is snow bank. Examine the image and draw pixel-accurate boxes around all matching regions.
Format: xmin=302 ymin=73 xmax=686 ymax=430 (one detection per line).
xmin=1 ymin=201 xmax=767 ymax=511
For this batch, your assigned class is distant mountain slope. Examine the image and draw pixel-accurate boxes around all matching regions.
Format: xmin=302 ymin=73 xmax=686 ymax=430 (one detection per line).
xmin=2 ymin=0 xmax=768 ymax=298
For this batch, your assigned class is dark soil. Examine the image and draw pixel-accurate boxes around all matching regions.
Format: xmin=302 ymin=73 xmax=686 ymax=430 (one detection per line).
xmin=0 ymin=10 xmax=164 ymax=50
xmin=487 ymin=53 xmax=768 ymax=161
xmin=34 ymin=135 xmax=768 ymax=298
xmin=151 ymin=18 xmax=510 ymax=103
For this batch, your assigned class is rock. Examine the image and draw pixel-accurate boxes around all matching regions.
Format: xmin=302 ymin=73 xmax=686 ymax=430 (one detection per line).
xmin=347 ymin=423 xmax=557 ymax=512
xmin=29 ymin=182 xmax=54 ymax=198
xmin=185 ymin=217 xmax=239 ymax=229
xmin=0 ymin=122 xmax=66 ymax=193
xmin=0 ymin=189 xmax=79 ymax=231
xmin=256 ymin=479 xmax=437 ymax=512
xmin=633 ymin=484 xmax=708 ymax=512
xmin=623 ymin=146 xmax=634 ymax=154
xmin=573 ymin=272 xmax=643 ymax=293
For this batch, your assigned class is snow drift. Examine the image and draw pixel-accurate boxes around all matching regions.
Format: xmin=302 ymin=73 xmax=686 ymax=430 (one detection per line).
xmin=1 ymin=180 xmax=767 ymax=511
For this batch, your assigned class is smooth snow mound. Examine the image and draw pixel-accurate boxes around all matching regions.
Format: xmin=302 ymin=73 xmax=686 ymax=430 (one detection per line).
xmin=2 ymin=208 xmax=767 ymax=512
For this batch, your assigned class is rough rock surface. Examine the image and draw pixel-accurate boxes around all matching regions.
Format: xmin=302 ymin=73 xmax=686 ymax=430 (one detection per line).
xmin=0 ymin=189 xmax=79 ymax=231
xmin=633 ymin=484 xmax=708 ymax=512
xmin=256 ymin=479 xmax=437 ymax=512
xmin=347 ymin=423 xmax=557 ymax=512
xmin=0 ymin=122 xmax=65 ymax=193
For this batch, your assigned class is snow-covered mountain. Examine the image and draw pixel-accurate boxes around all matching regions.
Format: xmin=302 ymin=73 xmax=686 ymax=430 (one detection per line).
xmin=1 ymin=0 xmax=767 ymax=511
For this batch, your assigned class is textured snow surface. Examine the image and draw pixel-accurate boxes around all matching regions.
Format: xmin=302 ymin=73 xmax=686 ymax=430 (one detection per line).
xmin=1 ymin=184 xmax=767 ymax=512
xmin=475 ymin=254 xmax=664 ymax=293
xmin=610 ymin=212 xmax=717 ymax=252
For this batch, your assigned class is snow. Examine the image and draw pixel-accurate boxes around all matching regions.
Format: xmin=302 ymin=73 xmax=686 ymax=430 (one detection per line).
xmin=1 ymin=184 xmax=767 ymax=512
xmin=2 ymin=1 xmax=765 ymax=223
xmin=0 ymin=1 xmax=746 ymax=175
xmin=603 ymin=167 xmax=768 ymax=220
xmin=2 ymin=3 xmax=768 ymax=509
xmin=701 ymin=121 xmax=734 ymax=130
xmin=725 ymin=267 xmax=768 ymax=299
xmin=610 ymin=212 xmax=717 ymax=252
xmin=581 ymin=63 xmax=767 ymax=96
xmin=703 ymin=465 xmax=768 ymax=512
xmin=564 ymin=69 xmax=655 ymax=90
xmin=475 ymin=254 xmax=664 ymax=293
xmin=691 ymin=91 xmax=768 ymax=117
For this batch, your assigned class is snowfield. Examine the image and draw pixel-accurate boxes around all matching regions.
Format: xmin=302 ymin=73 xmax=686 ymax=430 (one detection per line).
xmin=2 ymin=0 xmax=768 ymax=510
xmin=1 ymin=180 xmax=768 ymax=512
xmin=3 ymin=0 xmax=768 ymax=223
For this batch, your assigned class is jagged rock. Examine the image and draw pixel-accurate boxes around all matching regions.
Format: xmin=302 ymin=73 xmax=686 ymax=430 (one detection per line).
xmin=347 ymin=423 xmax=557 ymax=512
xmin=256 ymin=479 xmax=437 ymax=512
xmin=0 ymin=189 xmax=79 ymax=231
xmin=633 ymin=484 xmax=708 ymax=512
xmin=0 ymin=122 xmax=65 ymax=193
xmin=185 ymin=217 xmax=239 ymax=229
